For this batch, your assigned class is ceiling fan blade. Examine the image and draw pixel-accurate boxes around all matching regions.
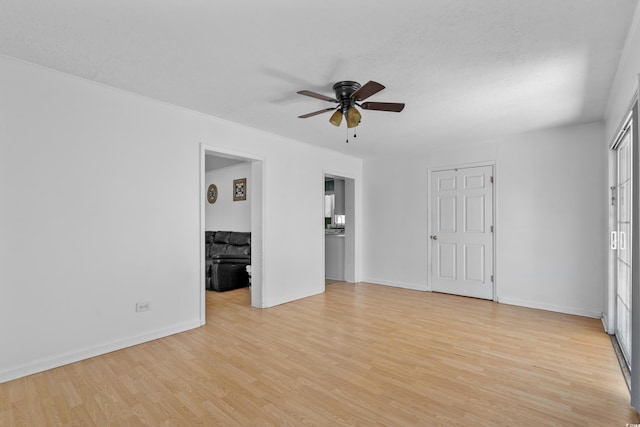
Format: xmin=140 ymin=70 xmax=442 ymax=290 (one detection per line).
xmin=298 ymin=107 xmax=337 ymax=118
xmin=351 ymin=81 xmax=385 ymax=101
xmin=297 ymin=90 xmax=338 ymax=103
xmin=361 ymin=102 xmax=405 ymax=112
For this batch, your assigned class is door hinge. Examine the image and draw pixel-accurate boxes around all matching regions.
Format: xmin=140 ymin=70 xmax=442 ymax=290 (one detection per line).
xmin=490 ymin=225 xmax=494 ymax=233
xmin=491 ymin=275 xmax=494 ymax=282
xmin=490 ymin=176 xmax=494 ymax=184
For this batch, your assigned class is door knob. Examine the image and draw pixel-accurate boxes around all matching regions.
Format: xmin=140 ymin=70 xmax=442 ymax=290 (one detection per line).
xmin=431 ymin=235 xmax=438 ymax=240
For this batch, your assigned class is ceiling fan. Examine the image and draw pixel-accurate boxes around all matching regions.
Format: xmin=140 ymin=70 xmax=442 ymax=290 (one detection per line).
xmin=297 ymin=81 xmax=405 ymax=130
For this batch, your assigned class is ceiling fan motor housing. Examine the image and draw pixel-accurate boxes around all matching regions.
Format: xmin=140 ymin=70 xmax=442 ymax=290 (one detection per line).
xmin=297 ymin=80 xmax=404 ymax=126
xmin=333 ymin=81 xmax=361 ymax=112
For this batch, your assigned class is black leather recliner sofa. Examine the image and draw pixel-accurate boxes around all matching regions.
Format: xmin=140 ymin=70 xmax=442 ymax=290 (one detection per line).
xmin=205 ymin=231 xmax=251 ymax=292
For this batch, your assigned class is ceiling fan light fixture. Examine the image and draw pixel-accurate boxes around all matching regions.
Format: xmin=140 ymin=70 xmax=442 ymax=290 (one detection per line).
xmin=346 ymin=107 xmax=361 ymax=128
xmin=297 ymin=80 xmax=404 ymax=140
xmin=329 ymin=110 xmax=343 ymax=127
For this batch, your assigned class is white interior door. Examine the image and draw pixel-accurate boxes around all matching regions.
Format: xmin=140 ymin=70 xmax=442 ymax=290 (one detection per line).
xmin=614 ymin=124 xmax=633 ymax=365
xmin=430 ymin=166 xmax=494 ymax=300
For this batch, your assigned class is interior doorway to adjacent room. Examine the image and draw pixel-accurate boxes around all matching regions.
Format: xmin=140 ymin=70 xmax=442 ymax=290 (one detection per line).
xmin=200 ymin=145 xmax=264 ymax=321
xmin=323 ymin=173 xmax=356 ymax=285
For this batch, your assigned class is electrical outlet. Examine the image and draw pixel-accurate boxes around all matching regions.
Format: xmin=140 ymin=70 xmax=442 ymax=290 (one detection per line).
xmin=136 ymin=301 xmax=151 ymax=312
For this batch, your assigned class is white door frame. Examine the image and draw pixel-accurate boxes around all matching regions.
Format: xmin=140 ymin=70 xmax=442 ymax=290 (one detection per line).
xmin=427 ymin=160 xmax=497 ymax=301
xmin=200 ymin=143 xmax=266 ymax=324
xmin=607 ymin=109 xmax=634 ymax=334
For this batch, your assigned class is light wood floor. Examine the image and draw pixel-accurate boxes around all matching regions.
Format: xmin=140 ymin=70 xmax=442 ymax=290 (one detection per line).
xmin=1 ymin=282 xmax=637 ymax=426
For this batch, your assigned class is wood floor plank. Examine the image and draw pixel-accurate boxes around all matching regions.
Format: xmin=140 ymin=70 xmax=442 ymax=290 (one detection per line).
xmin=0 ymin=282 xmax=637 ymax=425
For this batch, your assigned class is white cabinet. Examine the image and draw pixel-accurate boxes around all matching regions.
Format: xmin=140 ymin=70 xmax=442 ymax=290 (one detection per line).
xmin=325 ymin=234 xmax=345 ymax=280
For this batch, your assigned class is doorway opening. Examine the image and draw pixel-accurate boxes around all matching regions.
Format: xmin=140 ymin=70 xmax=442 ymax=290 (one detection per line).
xmin=200 ymin=144 xmax=264 ymax=324
xmin=323 ymin=173 xmax=356 ymax=285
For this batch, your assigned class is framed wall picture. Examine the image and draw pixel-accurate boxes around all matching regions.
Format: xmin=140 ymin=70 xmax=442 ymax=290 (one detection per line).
xmin=206 ymin=184 xmax=218 ymax=204
xmin=233 ymin=178 xmax=247 ymax=201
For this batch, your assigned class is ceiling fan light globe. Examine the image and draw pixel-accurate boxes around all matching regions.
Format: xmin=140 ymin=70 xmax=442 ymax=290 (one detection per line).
xmin=329 ymin=110 xmax=343 ymax=127
xmin=346 ymin=107 xmax=361 ymax=128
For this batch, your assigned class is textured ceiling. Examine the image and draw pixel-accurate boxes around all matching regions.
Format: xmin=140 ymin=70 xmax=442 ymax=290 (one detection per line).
xmin=1 ymin=1 xmax=638 ymax=158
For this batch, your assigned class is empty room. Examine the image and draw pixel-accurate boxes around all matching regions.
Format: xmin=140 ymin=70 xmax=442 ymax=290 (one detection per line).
xmin=1 ymin=1 xmax=640 ymax=425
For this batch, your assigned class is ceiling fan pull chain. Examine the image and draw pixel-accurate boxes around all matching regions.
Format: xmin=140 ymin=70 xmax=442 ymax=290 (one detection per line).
xmin=346 ymin=125 xmax=349 ymax=143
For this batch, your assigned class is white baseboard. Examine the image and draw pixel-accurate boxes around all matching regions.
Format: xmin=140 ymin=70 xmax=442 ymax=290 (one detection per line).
xmin=0 ymin=319 xmax=202 ymax=384
xmin=264 ymin=288 xmax=324 ymax=308
xmin=498 ymin=297 xmax=602 ymax=319
xmin=361 ymin=280 xmax=602 ymax=319
xmin=362 ymin=277 xmax=428 ymax=292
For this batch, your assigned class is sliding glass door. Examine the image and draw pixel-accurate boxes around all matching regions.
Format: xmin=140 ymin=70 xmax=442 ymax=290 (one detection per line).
xmin=614 ymin=122 xmax=633 ymax=366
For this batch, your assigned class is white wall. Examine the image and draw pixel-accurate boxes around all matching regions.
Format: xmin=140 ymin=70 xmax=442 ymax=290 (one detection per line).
xmin=205 ymin=162 xmax=251 ymax=232
xmin=363 ymin=122 xmax=607 ymax=317
xmin=0 ymin=56 xmax=362 ymax=383
xmin=604 ymin=2 xmax=640 ymax=144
